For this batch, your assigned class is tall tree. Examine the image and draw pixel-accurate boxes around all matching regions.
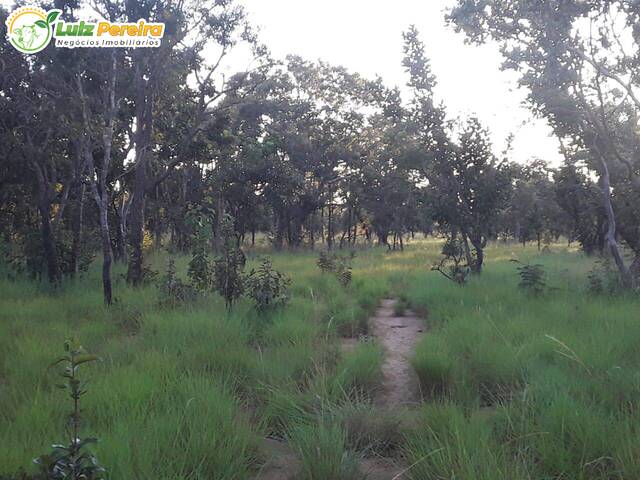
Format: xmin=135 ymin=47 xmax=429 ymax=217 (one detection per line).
xmin=448 ymin=0 xmax=640 ymax=286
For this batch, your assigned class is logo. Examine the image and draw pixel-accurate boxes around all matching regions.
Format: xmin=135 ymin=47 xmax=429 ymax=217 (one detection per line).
xmin=6 ymin=6 xmax=165 ymax=54
xmin=6 ymin=7 xmax=59 ymax=54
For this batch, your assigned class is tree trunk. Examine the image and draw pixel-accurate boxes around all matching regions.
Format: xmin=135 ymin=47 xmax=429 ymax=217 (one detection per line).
xmin=37 ymin=198 xmax=60 ymax=285
xmin=70 ymin=182 xmax=85 ymax=276
xmin=98 ymin=201 xmax=113 ymax=304
xmin=599 ymin=156 xmax=633 ymax=287
xmin=127 ymin=59 xmax=153 ymax=286
xmin=469 ymin=235 xmax=484 ymax=273
xmin=114 ymin=198 xmax=128 ymax=262
xmin=327 ymin=204 xmax=334 ymax=250
xmin=127 ymin=168 xmax=146 ymax=285
xmin=214 ymin=193 xmax=225 ymax=252
xmin=461 ymin=231 xmax=474 ymax=268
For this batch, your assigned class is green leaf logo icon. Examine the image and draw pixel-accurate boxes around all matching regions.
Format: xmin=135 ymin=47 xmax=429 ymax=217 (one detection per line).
xmin=6 ymin=6 xmax=60 ymax=54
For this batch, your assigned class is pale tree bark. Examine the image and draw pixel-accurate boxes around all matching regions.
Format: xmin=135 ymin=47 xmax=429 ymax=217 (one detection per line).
xmin=77 ymin=50 xmax=118 ymax=304
xmin=597 ymin=154 xmax=633 ymax=288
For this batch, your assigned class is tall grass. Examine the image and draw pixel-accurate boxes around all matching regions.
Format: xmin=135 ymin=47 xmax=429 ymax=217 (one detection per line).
xmin=0 ymin=247 xmax=397 ymax=478
xmin=2 ymin=240 xmax=638 ymax=478
xmin=405 ymin=244 xmax=640 ymax=479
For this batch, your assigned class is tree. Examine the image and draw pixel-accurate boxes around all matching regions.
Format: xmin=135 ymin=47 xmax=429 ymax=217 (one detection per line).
xmin=429 ymin=117 xmax=512 ymax=272
xmin=448 ymin=0 xmax=640 ymax=286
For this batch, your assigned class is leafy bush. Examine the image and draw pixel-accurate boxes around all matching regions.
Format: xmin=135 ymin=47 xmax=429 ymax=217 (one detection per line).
xmin=513 ymin=260 xmax=546 ymax=295
xmin=157 ymin=259 xmax=196 ymax=308
xmin=212 ymin=214 xmax=246 ymax=309
xmin=186 ymin=206 xmax=214 ymax=293
xmin=317 ymin=251 xmax=354 ymax=287
xmin=317 ymin=251 xmax=336 ymax=273
xmin=431 ymin=236 xmax=470 ymax=285
xmin=588 ymin=259 xmax=623 ymax=295
xmin=335 ymin=257 xmax=353 ymax=287
xmin=3 ymin=229 xmax=95 ymax=282
xmin=246 ymin=257 xmax=291 ymax=313
xmin=34 ymin=339 xmax=105 ymax=480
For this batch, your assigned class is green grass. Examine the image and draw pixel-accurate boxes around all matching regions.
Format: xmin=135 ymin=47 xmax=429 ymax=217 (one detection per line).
xmin=0 ymin=247 xmax=396 ymax=478
xmin=1 ymin=240 xmax=639 ymax=479
xmin=404 ymin=244 xmax=640 ymax=480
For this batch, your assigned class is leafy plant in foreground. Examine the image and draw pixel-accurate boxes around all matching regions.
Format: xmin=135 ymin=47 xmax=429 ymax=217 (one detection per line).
xmin=34 ymin=339 xmax=105 ymax=480
xmin=246 ymin=257 xmax=291 ymax=313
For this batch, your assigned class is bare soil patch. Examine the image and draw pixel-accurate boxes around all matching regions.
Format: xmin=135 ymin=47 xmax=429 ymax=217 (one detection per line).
xmin=370 ymin=298 xmax=425 ymax=407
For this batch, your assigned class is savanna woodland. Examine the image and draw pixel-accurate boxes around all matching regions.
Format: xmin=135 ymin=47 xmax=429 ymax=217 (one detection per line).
xmin=1 ymin=0 xmax=640 ymax=479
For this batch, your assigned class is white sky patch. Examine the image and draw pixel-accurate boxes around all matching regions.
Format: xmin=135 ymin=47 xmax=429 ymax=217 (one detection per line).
xmin=238 ymin=0 xmax=563 ymax=165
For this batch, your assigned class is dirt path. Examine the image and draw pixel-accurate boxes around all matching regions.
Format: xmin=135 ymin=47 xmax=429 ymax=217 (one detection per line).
xmin=370 ymin=298 xmax=425 ymax=407
xmin=256 ymin=298 xmax=425 ymax=479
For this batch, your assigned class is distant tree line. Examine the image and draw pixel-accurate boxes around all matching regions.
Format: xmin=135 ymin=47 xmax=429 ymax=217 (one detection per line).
xmin=1 ymin=0 xmax=638 ymax=304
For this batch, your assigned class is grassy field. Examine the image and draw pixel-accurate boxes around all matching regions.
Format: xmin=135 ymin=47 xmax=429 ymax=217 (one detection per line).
xmin=1 ymin=240 xmax=639 ymax=479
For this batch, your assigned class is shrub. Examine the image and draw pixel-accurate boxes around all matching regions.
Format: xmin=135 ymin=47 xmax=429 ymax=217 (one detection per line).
xmin=34 ymin=339 xmax=105 ymax=480
xmin=157 ymin=259 xmax=196 ymax=308
xmin=588 ymin=259 xmax=622 ymax=295
xmin=186 ymin=206 xmax=214 ymax=293
xmin=513 ymin=260 xmax=546 ymax=295
xmin=246 ymin=257 xmax=291 ymax=313
xmin=431 ymin=237 xmax=470 ymax=285
xmin=317 ymin=251 xmax=354 ymax=287
xmin=317 ymin=251 xmax=336 ymax=273
xmin=212 ymin=214 xmax=245 ymax=309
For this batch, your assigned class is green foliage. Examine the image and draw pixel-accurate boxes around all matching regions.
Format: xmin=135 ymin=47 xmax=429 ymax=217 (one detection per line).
xmin=317 ymin=251 xmax=336 ymax=273
xmin=335 ymin=257 xmax=353 ymax=287
xmin=212 ymin=214 xmax=245 ymax=309
xmin=513 ymin=260 xmax=546 ymax=295
xmin=185 ymin=206 xmax=213 ymax=293
xmin=34 ymin=340 xmax=105 ymax=480
xmin=245 ymin=257 xmax=291 ymax=313
xmin=588 ymin=259 xmax=622 ymax=296
xmin=157 ymin=259 xmax=195 ymax=308
xmin=431 ymin=236 xmax=470 ymax=285
xmin=3 ymin=243 xmax=640 ymax=479
xmin=3 ymin=231 xmax=94 ymax=282
xmin=317 ymin=251 xmax=354 ymax=287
